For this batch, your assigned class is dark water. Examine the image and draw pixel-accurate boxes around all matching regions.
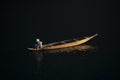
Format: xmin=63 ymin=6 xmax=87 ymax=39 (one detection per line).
xmin=2 ymin=43 xmax=119 ymax=80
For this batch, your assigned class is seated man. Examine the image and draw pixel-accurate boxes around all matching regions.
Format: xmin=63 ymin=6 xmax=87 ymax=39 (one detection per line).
xmin=35 ymin=39 xmax=43 ymax=49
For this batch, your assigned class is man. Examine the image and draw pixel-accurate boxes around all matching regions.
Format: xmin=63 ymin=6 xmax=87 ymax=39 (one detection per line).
xmin=35 ymin=39 xmax=43 ymax=49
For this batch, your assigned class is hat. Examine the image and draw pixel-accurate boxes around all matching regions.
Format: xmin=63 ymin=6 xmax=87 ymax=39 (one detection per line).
xmin=36 ymin=39 xmax=40 ymax=42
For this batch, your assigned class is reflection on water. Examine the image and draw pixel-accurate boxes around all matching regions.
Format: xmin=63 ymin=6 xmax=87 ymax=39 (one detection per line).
xmin=32 ymin=52 xmax=43 ymax=76
xmin=36 ymin=52 xmax=43 ymax=62
xmin=44 ymin=44 xmax=95 ymax=53
xmin=29 ymin=44 xmax=95 ymax=56
xmin=29 ymin=44 xmax=96 ymax=66
xmin=27 ymin=44 xmax=97 ymax=80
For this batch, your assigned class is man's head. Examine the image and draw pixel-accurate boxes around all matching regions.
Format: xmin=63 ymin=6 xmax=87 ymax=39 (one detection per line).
xmin=36 ymin=39 xmax=40 ymax=42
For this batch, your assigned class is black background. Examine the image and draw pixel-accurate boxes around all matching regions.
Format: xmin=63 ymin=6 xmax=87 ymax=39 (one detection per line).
xmin=1 ymin=0 xmax=119 ymax=49
xmin=1 ymin=0 xmax=120 ymax=80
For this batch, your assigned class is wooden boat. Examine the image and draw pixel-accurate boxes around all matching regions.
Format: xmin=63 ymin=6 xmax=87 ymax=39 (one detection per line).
xmin=28 ymin=34 xmax=98 ymax=51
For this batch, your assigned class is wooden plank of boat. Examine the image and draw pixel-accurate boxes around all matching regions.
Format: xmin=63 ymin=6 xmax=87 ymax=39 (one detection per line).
xmin=28 ymin=34 xmax=98 ymax=51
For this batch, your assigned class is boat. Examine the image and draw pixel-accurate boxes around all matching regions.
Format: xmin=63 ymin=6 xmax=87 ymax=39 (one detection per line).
xmin=28 ymin=34 xmax=98 ymax=51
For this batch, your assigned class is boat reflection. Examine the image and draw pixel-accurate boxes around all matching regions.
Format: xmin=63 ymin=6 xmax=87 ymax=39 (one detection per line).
xmin=44 ymin=44 xmax=95 ymax=53
xmin=29 ymin=44 xmax=95 ymax=55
